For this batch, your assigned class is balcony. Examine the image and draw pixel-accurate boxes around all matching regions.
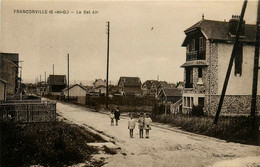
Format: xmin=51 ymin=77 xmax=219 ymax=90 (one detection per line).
xmin=186 ymin=50 xmax=205 ymax=61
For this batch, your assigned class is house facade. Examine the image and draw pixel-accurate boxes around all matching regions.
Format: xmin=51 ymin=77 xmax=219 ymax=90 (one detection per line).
xmin=0 ymin=52 xmax=19 ymax=95
xmin=118 ymin=77 xmax=142 ymax=96
xmin=47 ymin=75 xmax=67 ymax=94
xmin=62 ymin=84 xmax=88 ymax=97
xmin=181 ymin=16 xmax=260 ymax=115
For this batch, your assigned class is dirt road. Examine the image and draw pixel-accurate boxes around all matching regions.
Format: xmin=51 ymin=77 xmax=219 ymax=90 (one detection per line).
xmin=56 ymin=102 xmax=260 ymax=167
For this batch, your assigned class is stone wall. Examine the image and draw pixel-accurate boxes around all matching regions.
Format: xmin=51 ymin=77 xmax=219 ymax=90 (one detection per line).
xmin=205 ymin=95 xmax=260 ymax=115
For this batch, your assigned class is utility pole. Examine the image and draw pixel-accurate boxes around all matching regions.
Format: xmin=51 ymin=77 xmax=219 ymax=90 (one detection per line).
xmin=250 ymin=1 xmax=260 ymax=128
xmin=52 ymin=64 xmax=54 ymax=92
xmin=68 ymin=53 xmax=70 ymax=101
xmin=106 ymin=21 xmax=110 ymax=109
xmin=214 ymin=0 xmax=248 ymax=124
xmin=45 ymin=71 xmax=46 ymax=95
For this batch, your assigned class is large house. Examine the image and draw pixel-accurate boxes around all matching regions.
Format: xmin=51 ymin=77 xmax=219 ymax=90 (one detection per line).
xmin=47 ymin=75 xmax=67 ymax=95
xmin=118 ymin=77 xmax=142 ymax=96
xmin=0 ymin=52 xmax=19 ymax=95
xmin=181 ymin=16 xmax=260 ymax=115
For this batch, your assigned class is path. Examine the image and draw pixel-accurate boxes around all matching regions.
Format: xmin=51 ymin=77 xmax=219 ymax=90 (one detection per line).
xmin=56 ymin=101 xmax=260 ymax=167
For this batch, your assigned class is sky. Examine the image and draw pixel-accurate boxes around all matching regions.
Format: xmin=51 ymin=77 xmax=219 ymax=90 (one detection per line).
xmin=0 ymin=0 xmax=258 ymax=85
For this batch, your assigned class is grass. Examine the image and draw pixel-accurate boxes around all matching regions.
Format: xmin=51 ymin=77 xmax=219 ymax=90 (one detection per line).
xmin=0 ymin=121 xmax=106 ymax=167
xmin=152 ymin=114 xmax=260 ymax=145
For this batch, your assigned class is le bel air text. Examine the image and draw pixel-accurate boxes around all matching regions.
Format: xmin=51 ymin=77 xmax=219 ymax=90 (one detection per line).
xmin=76 ymin=10 xmax=99 ymax=14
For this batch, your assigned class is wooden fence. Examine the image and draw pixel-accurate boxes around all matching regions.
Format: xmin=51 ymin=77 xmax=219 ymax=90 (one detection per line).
xmin=0 ymin=100 xmax=56 ymax=123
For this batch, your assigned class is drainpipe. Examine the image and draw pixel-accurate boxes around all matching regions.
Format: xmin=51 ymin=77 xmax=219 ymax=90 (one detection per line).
xmin=209 ymin=39 xmax=213 ymax=115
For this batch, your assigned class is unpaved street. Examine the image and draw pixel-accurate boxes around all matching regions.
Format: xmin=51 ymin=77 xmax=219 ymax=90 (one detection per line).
xmin=56 ymin=101 xmax=260 ymax=167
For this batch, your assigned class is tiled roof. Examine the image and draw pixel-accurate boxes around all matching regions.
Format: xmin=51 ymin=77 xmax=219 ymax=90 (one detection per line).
xmin=118 ymin=77 xmax=141 ymax=86
xmin=182 ymin=19 xmax=256 ymax=46
xmin=162 ymin=88 xmax=182 ymax=97
xmin=48 ymin=75 xmax=66 ymax=85
xmin=62 ymin=84 xmax=88 ymax=91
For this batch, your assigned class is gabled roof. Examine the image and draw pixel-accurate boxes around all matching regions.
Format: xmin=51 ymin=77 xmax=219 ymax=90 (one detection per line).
xmin=48 ymin=75 xmax=66 ymax=85
xmin=151 ymin=81 xmax=168 ymax=88
xmin=160 ymin=88 xmax=182 ymax=97
xmin=62 ymin=84 xmax=88 ymax=92
xmin=142 ymin=80 xmax=156 ymax=89
xmin=182 ymin=19 xmax=256 ymax=46
xmin=118 ymin=77 xmax=141 ymax=86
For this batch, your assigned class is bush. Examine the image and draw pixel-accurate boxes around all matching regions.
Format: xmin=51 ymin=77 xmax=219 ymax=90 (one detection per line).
xmin=151 ymin=114 xmax=260 ymax=145
xmin=0 ymin=121 xmax=105 ymax=167
xmin=191 ymin=105 xmax=204 ymax=117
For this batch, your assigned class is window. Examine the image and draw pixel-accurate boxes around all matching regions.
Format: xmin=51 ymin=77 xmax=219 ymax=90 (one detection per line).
xmin=198 ymin=67 xmax=203 ymax=78
xmin=192 ymin=39 xmax=195 ymax=51
xmin=199 ymin=37 xmax=205 ymax=51
xmin=198 ymin=97 xmax=205 ymax=108
xmin=235 ymin=43 xmax=243 ymax=76
xmin=187 ymin=44 xmax=189 ymax=52
xmin=185 ymin=68 xmax=193 ymax=88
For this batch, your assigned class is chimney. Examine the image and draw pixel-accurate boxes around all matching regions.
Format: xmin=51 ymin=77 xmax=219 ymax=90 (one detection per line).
xmin=229 ymin=15 xmax=245 ymax=37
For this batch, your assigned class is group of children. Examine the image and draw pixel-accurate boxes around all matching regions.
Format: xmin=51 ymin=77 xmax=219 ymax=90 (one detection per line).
xmin=128 ymin=113 xmax=152 ymax=138
xmin=109 ymin=110 xmax=152 ymax=138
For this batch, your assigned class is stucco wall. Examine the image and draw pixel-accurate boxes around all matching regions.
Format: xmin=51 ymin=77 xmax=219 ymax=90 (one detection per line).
xmin=218 ymin=43 xmax=260 ymax=95
xmin=63 ymin=86 xmax=87 ymax=97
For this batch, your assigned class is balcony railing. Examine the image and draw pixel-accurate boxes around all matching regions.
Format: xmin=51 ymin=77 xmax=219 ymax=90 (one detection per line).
xmin=186 ymin=50 xmax=205 ymax=61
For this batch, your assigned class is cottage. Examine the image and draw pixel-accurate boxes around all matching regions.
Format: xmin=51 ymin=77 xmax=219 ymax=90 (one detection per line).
xmin=62 ymin=84 xmax=88 ymax=97
xmin=142 ymin=80 xmax=156 ymax=95
xmin=181 ymin=16 xmax=260 ymax=115
xmin=118 ymin=77 xmax=142 ymax=96
xmin=0 ymin=52 xmax=19 ymax=95
xmin=158 ymin=88 xmax=182 ymax=103
xmin=47 ymin=75 xmax=67 ymax=95
xmin=150 ymin=81 xmax=168 ymax=97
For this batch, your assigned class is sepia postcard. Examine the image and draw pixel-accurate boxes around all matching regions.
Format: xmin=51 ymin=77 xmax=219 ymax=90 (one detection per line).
xmin=0 ymin=0 xmax=259 ymax=166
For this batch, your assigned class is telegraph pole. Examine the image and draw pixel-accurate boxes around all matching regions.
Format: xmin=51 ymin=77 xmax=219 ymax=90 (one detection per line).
xmin=106 ymin=21 xmax=110 ymax=109
xmin=214 ymin=0 xmax=248 ymax=124
xmin=67 ymin=53 xmax=70 ymax=101
xmin=250 ymin=1 xmax=260 ymax=128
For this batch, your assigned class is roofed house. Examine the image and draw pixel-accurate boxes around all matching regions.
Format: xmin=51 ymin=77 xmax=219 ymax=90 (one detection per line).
xmin=158 ymin=88 xmax=182 ymax=103
xmin=62 ymin=84 xmax=88 ymax=97
xmin=150 ymin=81 xmax=168 ymax=97
xmin=47 ymin=75 xmax=67 ymax=94
xmin=181 ymin=16 xmax=260 ymax=115
xmin=118 ymin=77 xmax=142 ymax=96
xmin=142 ymin=80 xmax=156 ymax=95
xmin=0 ymin=52 xmax=19 ymax=95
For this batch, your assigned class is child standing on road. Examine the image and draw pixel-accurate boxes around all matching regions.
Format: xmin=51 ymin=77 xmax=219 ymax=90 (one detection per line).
xmin=109 ymin=111 xmax=115 ymax=126
xmin=144 ymin=114 xmax=152 ymax=138
xmin=138 ymin=113 xmax=144 ymax=138
xmin=128 ymin=115 xmax=136 ymax=138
